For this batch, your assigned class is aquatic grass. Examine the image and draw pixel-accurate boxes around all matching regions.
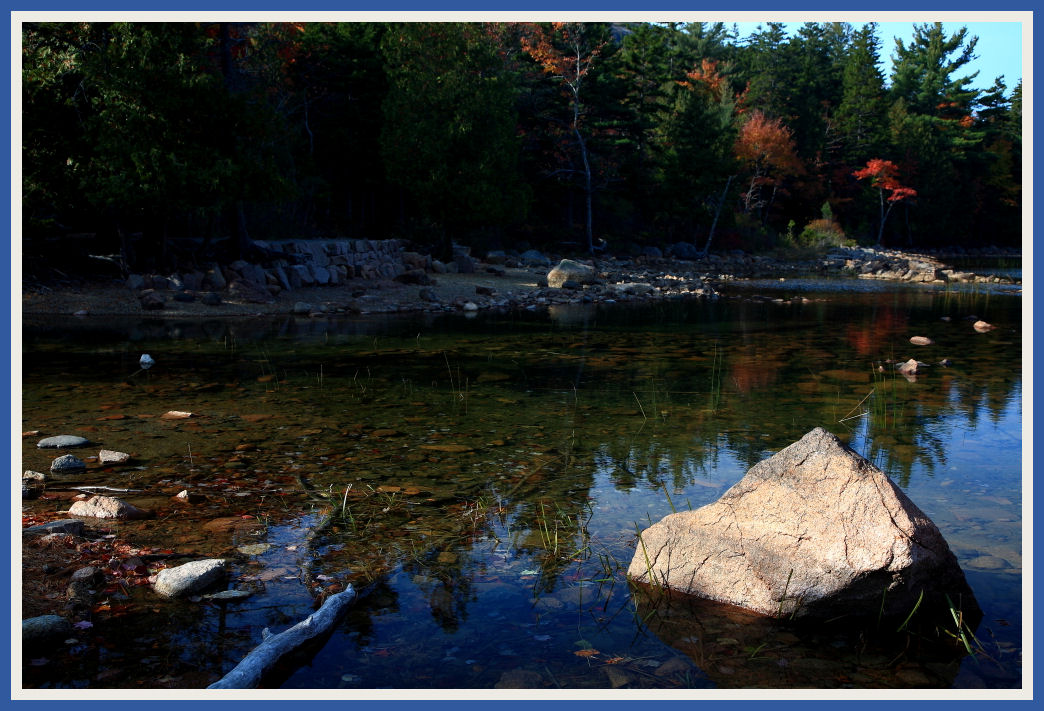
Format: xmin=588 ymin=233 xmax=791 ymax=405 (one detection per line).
xmin=943 ymin=594 xmax=988 ymax=660
xmin=708 ymin=343 xmax=724 ymax=413
xmin=659 ymin=481 xmax=677 ymax=514
xmin=895 ymin=589 xmax=923 ymax=633
xmin=536 ymin=501 xmax=592 ymax=561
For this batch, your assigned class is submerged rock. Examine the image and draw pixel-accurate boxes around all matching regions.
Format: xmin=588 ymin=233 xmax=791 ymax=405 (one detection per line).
xmin=23 ymin=615 xmax=72 ymax=651
xmin=68 ymin=495 xmax=153 ymax=520
xmin=23 ymin=519 xmax=85 ymax=537
xmin=50 ymin=454 xmax=86 ymax=473
xmin=37 ymin=435 xmax=90 ymax=449
xmin=98 ymin=449 xmax=131 ymax=465
xmin=153 ymin=559 xmax=228 ymax=598
xmin=628 ymin=427 xmax=978 ymax=622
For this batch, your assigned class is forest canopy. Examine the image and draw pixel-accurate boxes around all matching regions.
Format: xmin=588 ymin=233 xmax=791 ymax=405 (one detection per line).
xmin=21 ymin=21 xmax=1022 ymax=272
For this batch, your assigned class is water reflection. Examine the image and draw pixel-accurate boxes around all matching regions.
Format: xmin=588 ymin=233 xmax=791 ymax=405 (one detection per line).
xmin=20 ymin=286 xmax=1021 ymax=689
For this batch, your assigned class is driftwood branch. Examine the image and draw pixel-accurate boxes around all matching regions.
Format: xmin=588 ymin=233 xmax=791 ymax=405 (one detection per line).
xmin=49 ymin=486 xmax=146 ymax=494
xmin=208 ymin=585 xmax=357 ymax=689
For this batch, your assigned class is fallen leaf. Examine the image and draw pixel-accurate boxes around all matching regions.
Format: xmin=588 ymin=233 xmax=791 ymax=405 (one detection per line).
xmin=574 ymin=649 xmax=600 ymax=658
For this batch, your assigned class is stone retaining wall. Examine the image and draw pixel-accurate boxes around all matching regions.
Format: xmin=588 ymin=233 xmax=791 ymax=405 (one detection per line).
xmin=126 ymin=238 xmax=433 ymax=304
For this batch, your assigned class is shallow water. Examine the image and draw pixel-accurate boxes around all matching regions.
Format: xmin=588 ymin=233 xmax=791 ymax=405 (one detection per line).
xmin=19 ymin=282 xmax=1023 ymax=690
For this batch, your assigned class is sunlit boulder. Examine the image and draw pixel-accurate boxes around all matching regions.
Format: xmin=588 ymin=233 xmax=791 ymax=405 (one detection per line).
xmin=629 ymin=428 xmax=978 ymax=623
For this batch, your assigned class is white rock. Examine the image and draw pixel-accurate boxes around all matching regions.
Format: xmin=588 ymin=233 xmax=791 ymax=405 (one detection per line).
xmin=153 ymin=559 xmax=228 ymax=598
xmin=37 ymin=435 xmax=89 ymax=449
xmin=68 ymin=496 xmax=152 ymax=520
xmin=98 ymin=449 xmax=131 ymax=465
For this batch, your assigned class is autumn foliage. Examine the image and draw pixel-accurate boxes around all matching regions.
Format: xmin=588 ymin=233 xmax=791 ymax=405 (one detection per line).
xmin=853 ymin=158 xmax=918 ymax=244
xmin=852 ymin=159 xmax=918 ymax=203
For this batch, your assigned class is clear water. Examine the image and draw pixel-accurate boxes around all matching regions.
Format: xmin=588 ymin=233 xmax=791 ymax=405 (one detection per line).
xmin=19 ymin=283 xmax=1022 ymax=690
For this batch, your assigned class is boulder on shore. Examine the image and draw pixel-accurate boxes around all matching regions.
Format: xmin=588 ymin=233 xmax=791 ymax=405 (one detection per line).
xmin=547 ymin=259 xmax=598 ymax=289
xmin=628 ymin=427 xmax=978 ymax=622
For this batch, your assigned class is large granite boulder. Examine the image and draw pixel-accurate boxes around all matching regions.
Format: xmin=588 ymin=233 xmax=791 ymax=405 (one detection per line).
xmin=547 ymin=259 xmax=598 ymax=289
xmin=628 ymin=428 xmax=977 ymax=622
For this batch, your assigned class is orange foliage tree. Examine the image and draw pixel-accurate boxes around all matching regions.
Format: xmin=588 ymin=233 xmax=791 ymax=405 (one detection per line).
xmin=519 ymin=22 xmax=607 ymax=253
xmin=852 ymin=158 xmax=917 ymax=245
xmin=734 ymin=110 xmax=803 ymax=223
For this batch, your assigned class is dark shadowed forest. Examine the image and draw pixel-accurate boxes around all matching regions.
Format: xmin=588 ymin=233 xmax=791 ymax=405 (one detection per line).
xmin=22 ymin=21 xmax=1022 ymax=273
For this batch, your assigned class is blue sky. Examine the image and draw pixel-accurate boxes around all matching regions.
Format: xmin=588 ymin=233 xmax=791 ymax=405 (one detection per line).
xmin=731 ymin=20 xmax=1023 ymax=93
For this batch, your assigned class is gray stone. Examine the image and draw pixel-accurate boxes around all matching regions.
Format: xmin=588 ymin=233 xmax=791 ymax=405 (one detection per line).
xmin=126 ymin=274 xmax=146 ymax=291
xmin=203 ymin=589 xmax=253 ymax=602
xmin=23 ymin=519 xmax=84 ymax=537
xmin=98 ymin=449 xmax=131 ymax=465
xmin=139 ymin=290 xmax=165 ymax=310
xmin=292 ymin=301 xmax=314 ymax=315
xmin=201 ymin=292 xmax=222 ymax=306
xmin=547 ymin=259 xmax=597 ymax=289
xmin=290 ymin=264 xmax=314 ymax=286
xmin=312 ymin=265 xmax=331 ymax=285
xmin=203 ymin=266 xmax=227 ymax=290
xmin=23 ymin=615 xmax=72 ymax=650
xmin=153 ymin=559 xmax=228 ymax=598
xmin=628 ymin=428 xmax=977 ymax=622
xmin=394 ymin=269 xmax=433 ymax=286
xmin=454 ymin=254 xmax=477 ymax=274
xmin=182 ymin=271 xmax=205 ymax=291
xmin=50 ymin=454 xmax=86 ymax=473
xmin=519 ymin=249 xmax=551 ymax=267
xmin=68 ymin=495 xmax=153 ymax=520
xmin=70 ymin=566 xmax=106 ymax=585
xmin=670 ymin=242 xmax=702 ymax=260
xmin=37 ymin=435 xmax=89 ymax=449
xmin=228 ymin=279 xmax=273 ymax=304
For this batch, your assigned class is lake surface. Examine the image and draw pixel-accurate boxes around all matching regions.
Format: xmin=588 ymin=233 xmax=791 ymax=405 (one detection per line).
xmin=19 ymin=279 xmax=1023 ymax=691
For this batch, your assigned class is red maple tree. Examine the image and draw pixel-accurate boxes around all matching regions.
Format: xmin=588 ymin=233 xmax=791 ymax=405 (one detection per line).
xmin=853 ymin=159 xmax=917 ymax=245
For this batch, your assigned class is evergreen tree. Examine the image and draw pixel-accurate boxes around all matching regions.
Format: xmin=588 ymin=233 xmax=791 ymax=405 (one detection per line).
xmin=381 ymin=22 xmax=528 ymax=259
xmin=836 ymin=23 xmax=887 ymax=163
xmin=890 ymin=23 xmax=980 ymax=117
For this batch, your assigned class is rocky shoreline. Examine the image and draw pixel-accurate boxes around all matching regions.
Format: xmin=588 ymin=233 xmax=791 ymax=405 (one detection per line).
xmin=22 ymin=242 xmax=1021 ymax=320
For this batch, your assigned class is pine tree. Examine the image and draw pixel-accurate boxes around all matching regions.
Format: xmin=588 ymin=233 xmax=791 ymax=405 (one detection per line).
xmin=836 ymin=23 xmax=887 ymax=163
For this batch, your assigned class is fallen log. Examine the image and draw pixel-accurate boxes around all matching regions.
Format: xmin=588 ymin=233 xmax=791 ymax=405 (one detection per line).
xmin=48 ymin=485 xmax=146 ymax=494
xmin=207 ymin=585 xmax=356 ymax=689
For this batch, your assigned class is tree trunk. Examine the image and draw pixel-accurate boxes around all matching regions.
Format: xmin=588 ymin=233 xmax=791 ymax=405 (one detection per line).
xmin=572 ymin=95 xmax=594 ymax=253
xmin=877 ymin=187 xmax=886 ymax=245
xmin=700 ymin=175 xmax=734 ymax=257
